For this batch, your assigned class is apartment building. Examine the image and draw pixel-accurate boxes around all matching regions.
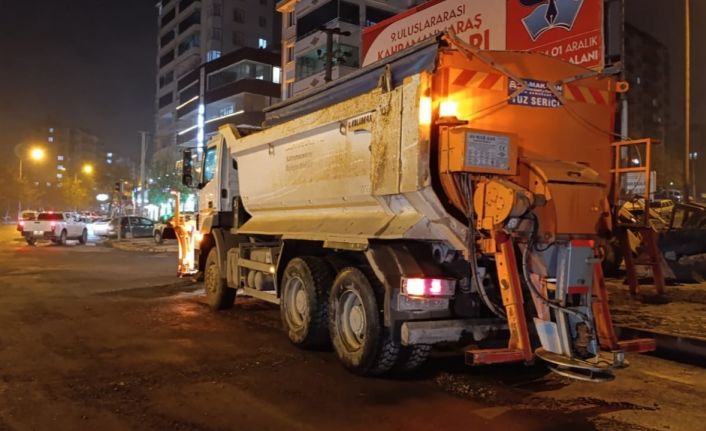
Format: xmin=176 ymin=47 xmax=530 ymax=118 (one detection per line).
xmin=276 ymin=0 xmax=412 ymax=99
xmin=154 ymin=0 xmax=280 ymax=155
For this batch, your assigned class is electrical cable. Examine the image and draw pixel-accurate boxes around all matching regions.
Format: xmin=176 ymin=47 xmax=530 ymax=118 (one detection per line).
xmin=520 ymin=212 xmax=593 ymax=332
xmin=453 ymin=173 xmax=506 ymax=318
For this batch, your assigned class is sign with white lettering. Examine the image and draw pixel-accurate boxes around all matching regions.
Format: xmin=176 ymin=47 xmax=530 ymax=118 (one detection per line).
xmin=508 ymin=78 xmax=562 ymax=108
xmin=362 ymin=0 xmax=604 ymax=70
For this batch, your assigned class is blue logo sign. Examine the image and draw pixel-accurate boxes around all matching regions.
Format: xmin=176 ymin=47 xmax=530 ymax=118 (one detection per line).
xmin=519 ymin=0 xmax=584 ymax=41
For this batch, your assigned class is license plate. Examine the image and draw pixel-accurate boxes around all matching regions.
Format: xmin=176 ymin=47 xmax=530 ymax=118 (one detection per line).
xmin=34 ymin=231 xmax=43 ymax=235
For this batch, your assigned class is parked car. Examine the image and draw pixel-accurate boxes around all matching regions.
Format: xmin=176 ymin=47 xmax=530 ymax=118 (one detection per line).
xmin=17 ymin=210 xmax=39 ymax=232
xmin=21 ymin=212 xmax=88 ymax=246
xmin=91 ymin=218 xmax=113 ymax=237
xmin=106 ymin=216 xmax=155 ymax=239
xmin=654 ymin=189 xmax=683 ymax=203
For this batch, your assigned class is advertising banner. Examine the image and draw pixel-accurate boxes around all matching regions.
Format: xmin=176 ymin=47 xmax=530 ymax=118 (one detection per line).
xmin=361 ymin=0 xmax=506 ymax=66
xmin=506 ymin=0 xmax=604 ymax=69
xmin=361 ymin=0 xmax=604 ymax=70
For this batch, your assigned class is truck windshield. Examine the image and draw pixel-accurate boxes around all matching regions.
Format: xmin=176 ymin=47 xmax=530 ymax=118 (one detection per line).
xmin=38 ymin=213 xmax=63 ymax=221
xmin=203 ymin=147 xmax=217 ymax=184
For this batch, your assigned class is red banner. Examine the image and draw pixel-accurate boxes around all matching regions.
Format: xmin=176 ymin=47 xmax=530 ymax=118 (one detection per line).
xmin=506 ymin=0 xmax=604 ymax=69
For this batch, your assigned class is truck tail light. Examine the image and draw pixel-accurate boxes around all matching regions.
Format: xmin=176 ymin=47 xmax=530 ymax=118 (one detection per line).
xmin=402 ymin=277 xmax=455 ymax=298
xmin=19 ymin=221 xmax=25 ymax=227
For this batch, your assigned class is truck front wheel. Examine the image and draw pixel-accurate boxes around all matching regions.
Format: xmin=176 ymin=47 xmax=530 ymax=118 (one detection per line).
xmin=328 ymin=267 xmax=399 ymax=376
xmin=204 ymin=248 xmax=236 ymax=310
xmin=280 ymin=257 xmax=333 ymax=349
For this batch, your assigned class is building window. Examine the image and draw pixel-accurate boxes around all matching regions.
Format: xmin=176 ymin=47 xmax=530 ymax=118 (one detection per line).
xmin=287 ymin=11 xmax=295 ymax=27
xmin=178 ymin=10 xmax=200 ymax=34
xmin=259 ymin=16 xmax=266 ymax=27
xmin=232 ymin=31 xmax=243 ymax=45
xmin=210 ymin=2 xmax=222 ymax=16
xmin=49 ymin=127 xmax=54 ymax=133
xmin=286 ymin=82 xmax=294 ymax=98
xmin=57 ymin=165 xmax=65 ymax=171
xmin=56 ymin=173 xmax=63 ymax=179
xmin=48 ymin=136 xmax=54 ymax=142
xmin=273 ymin=66 xmax=281 ymax=84
xmin=159 ymin=70 xmax=174 ymax=88
xmin=207 ymin=50 xmax=222 ymax=61
xmin=159 ymin=92 xmax=174 ymax=108
xmin=178 ymin=33 xmax=200 ymax=55
xmin=258 ymin=38 xmax=268 ymax=49
xmin=295 ymin=44 xmax=359 ymax=79
xmin=233 ymin=8 xmax=244 ymax=23
xmin=365 ymin=6 xmax=394 ymax=27
xmin=286 ymin=46 xmax=293 ymax=62
xmin=219 ymin=104 xmax=234 ymax=117
xmin=57 ymin=155 xmax=64 ymax=161
xmin=211 ymin=27 xmax=222 ymax=41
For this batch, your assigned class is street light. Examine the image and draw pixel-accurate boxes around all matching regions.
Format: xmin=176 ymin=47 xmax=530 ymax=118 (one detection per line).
xmin=82 ymin=163 xmax=94 ymax=175
xmin=18 ymin=145 xmax=46 ymax=180
xmin=29 ymin=147 xmax=46 ymax=161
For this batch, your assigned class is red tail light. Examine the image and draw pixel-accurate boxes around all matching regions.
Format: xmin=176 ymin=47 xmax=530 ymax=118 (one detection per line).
xmin=401 ymin=277 xmax=455 ymax=298
xmin=19 ymin=221 xmax=25 ymax=227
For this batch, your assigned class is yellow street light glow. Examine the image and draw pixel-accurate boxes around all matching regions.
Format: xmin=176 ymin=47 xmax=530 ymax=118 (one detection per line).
xmin=82 ymin=163 xmax=94 ymax=175
xmin=29 ymin=147 xmax=46 ymax=161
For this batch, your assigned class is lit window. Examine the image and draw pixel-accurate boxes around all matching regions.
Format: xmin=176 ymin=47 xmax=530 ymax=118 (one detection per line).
xmin=258 ymin=38 xmax=267 ymax=49
xmin=48 ymin=136 xmax=54 ymax=142
xmin=57 ymin=155 xmax=64 ymax=161
xmin=56 ymin=173 xmax=63 ymax=179
xmin=273 ymin=66 xmax=281 ymax=84
xmin=207 ymin=50 xmax=221 ymax=61
xmin=107 ymin=152 xmax=113 ymax=157
xmin=57 ymin=165 xmax=65 ymax=171
xmin=49 ymin=127 xmax=54 ymax=133
xmin=107 ymin=160 xmax=113 ymax=164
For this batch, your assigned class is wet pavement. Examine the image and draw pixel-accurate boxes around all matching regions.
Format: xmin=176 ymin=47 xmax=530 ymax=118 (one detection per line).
xmin=0 ymin=224 xmax=704 ymax=431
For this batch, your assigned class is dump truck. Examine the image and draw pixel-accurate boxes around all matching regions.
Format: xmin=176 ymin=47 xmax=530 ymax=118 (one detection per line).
xmin=177 ymin=32 xmax=654 ymax=380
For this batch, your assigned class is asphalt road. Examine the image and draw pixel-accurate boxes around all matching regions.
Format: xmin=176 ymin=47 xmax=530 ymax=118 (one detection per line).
xmin=0 ymin=224 xmax=704 ymax=431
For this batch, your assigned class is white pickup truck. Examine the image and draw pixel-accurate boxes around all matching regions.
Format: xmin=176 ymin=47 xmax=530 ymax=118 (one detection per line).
xmin=21 ymin=212 xmax=88 ymax=246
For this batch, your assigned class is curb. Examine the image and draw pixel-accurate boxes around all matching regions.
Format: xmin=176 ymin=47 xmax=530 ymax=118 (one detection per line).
xmin=616 ymin=326 xmax=706 ymax=367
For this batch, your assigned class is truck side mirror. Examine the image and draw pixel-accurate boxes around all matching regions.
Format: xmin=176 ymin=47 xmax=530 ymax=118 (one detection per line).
xmin=182 ymin=149 xmax=194 ymax=187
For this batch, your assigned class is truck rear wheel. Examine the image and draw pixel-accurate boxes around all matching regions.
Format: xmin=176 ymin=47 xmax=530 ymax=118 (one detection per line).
xmin=393 ymin=345 xmax=432 ymax=373
xmin=328 ymin=267 xmax=399 ymax=376
xmin=280 ymin=257 xmax=334 ymax=349
xmin=58 ymin=230 xmax=67 ymax=246
xmin=204 ymin=248 xmax=236 ymax=310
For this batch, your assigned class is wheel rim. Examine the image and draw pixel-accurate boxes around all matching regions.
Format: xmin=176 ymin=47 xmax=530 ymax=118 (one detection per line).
xmin=284 ymin=275 xmax=308 ymax=329
xmin=205 ymin=261 xmax=217 ymax=296
xmin=337 ymin=284 xmax=366 ymax=352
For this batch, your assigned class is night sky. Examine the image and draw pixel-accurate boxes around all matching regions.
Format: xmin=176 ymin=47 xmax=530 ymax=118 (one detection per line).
xmin=0 ymin=0 xmax=156 ymax=159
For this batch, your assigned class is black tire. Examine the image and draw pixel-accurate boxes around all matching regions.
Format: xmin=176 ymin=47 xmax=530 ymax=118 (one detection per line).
xmin=26 ymin=237 xmax=36 ymax=246
xmin=78 ymin=229 xmax=88 ymax=245
xmin=393 ymin=345 xmax=432 ymax=373
xmin=280 ymin=256 xmax=334 ymax=349
xmin=154 ymin=230 xmax=163 ymax=244
xmin=204 ymin=248 xmax=236 ymax=310
xmin=58 ymin=230 xmax=67 ymax=246
xmin=328 ymin=267 xmax=399 ymax=376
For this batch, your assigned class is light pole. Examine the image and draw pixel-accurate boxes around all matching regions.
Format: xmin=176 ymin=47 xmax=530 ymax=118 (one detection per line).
xmin=690 ymin=151 xmax=698 ymax=199
xmin=318 ymin=26 xmax=351 ymax=83
xmin=17 ymin=146 xmax=46 ymax=180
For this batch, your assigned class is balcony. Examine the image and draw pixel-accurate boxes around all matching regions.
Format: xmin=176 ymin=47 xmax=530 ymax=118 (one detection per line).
xmin=160 ymin=30 xmax=176 ymax=48
xmin=178 ymin=10 xmax=200 ymax=34
xmin=160 ymin=7 xmax=176 ymax=27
